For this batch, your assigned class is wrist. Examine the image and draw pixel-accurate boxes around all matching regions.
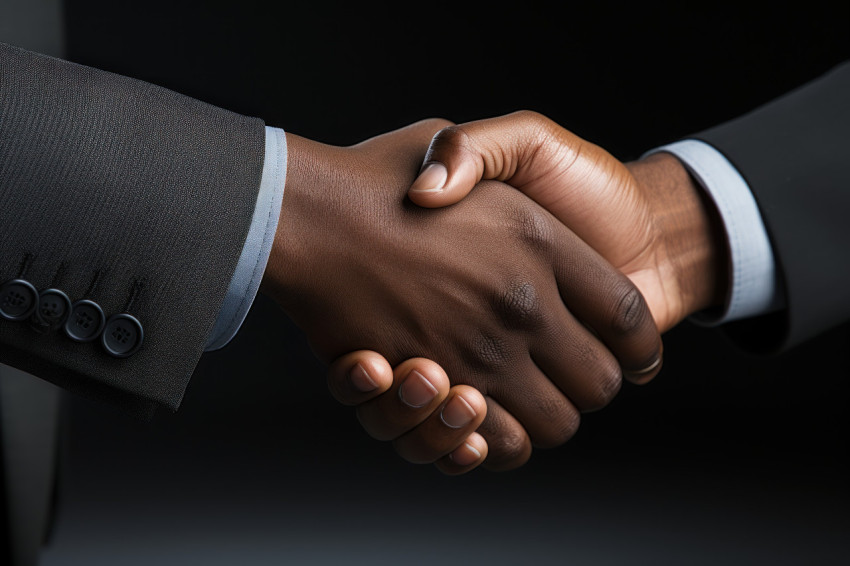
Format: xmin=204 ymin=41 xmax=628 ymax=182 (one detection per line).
xmin=260 ymin=133 xmax=320 ymax=308
xmin=627 ymin=152 xmax=729 ymax=331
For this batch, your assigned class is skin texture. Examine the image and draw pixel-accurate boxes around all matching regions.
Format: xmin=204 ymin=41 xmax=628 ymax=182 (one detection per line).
xmin=329 ymin=111 xmax=730 ymax=473
xmin=407 ymin=111 xmax=728 ymax=333
xmin=259 ymin=119 xmax=662 ymax=471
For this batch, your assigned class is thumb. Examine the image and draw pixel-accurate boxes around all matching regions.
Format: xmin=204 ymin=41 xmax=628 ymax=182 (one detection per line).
xmin=407 ymin=136 xmax=482 ymax=208
xmin=407 ymin=110 xmax=572 ymax=208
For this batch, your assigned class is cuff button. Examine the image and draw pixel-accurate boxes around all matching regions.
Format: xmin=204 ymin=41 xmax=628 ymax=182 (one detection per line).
xmin=101 ymin=314 xmax=144 ymax=358
xmin=64 ymin=299 xmax=106 ymax=342
xmin=0 ymin=279 xmax=38 ymax=321
xmin=37 ymin=289 xmax=72 ymax=327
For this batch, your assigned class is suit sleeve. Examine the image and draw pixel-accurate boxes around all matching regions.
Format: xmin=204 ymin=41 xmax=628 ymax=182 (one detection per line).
xmin=693 ymin=61 xmax=850 ymax=354
xmin=0 ymin=43 xmax=266 ymax=416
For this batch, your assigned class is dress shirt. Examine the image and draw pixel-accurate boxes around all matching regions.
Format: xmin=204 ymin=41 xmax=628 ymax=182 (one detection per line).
xmin=204 ymin=126 xmax=287 ymax=351
xmin=647 ymin=139 xmax=784 ymax=325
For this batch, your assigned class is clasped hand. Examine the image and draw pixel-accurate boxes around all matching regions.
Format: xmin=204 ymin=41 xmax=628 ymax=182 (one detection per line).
xmin=261 ymin=113 xmax=722 ymax=474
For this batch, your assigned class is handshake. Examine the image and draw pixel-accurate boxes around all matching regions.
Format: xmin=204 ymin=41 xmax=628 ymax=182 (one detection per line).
xmin=260 ymin=111 xmax=729 ymax=474
xmin=20 ymin=44 xmax=850 ymax=480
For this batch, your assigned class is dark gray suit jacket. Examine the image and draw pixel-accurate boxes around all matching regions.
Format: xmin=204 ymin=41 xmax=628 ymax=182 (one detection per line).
xmin=1 ymin=44 xmax=848 ymax=412
xmin=695 ymin=61 xmax=850 ymax=354
xmin=0 ymin=42 xmax=266 ymax=417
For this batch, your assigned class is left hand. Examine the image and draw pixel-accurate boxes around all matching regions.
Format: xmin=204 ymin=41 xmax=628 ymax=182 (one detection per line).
xmin=326 ymin=350 xmax=488 ymax=475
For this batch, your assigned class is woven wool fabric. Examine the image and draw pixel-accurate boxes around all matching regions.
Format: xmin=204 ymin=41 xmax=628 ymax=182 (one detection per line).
xmin=0 ymin=42 xmax=265 ymax=416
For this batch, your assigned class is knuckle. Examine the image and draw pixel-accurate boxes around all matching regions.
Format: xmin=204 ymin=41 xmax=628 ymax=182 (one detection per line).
xmin=512 ymin=108 xmax=541 ymax=120
xmin=532 ymin=400 xmax=581 ymax=449
xmin=610 ymin=284 xmax=651 ymax=337
xmin=582 ymin=364 xmax=623 ymax=412
xmin=428 ymin=124 xmax=475 ymax=154
xmin=511 ymin=110 xmax=559 ymax=145
xmin=513 ymin=205 xmax=555 ymax=251
xmin=564 ymin=338 xmax=623 ymax=412
xmin=493 ymin=280 xmax=544 ymax=330
xmin=512 ymin=109 xmax=548 ymax=130
xmin=561 ymin=409 xmax=582 ymax=441
xmin=463 ymin=333 xmax=514 ymax=376
xmin=486 ymin=427 xmax=532 ymax=469
xmin=420 ymin=117 xmax=455 ymax=131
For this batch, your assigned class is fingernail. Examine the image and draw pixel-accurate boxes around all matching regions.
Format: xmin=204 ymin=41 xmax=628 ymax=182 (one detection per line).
xmin=349 ymin=363 xmax=378 ymax=393
xmin=440 ymin=394 xmax=477 ymax=428
xmin=398 ymin=370 xmax=438 ymax=408
xmin=410 ymin=162 xmax=447 ymax=193
xmin=449 ymin=442 xmax=481 ymax=467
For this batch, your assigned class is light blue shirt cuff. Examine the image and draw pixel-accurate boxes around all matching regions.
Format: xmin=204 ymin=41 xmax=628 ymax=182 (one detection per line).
xmin=204 ymin=126 xmax=287 ymax=351
xmin=645 ymin=139 xmax=783 ymax=325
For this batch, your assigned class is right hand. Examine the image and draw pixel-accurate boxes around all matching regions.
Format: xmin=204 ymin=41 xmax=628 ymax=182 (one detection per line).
xmin=407 ymin=110 xmax=729 ymax=337
xmin=261 ymin=119 xmax=662 ymax=470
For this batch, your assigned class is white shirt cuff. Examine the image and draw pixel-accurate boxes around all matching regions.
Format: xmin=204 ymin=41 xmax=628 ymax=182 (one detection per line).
xmin=204 ymin=126 xmax=287 ymax=351
xmin=644 ymin=139 xmax=783 ymax=325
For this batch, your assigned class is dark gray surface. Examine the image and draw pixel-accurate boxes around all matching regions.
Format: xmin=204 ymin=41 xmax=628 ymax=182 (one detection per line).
xmin=0 ymin=3 xmax=66 ymax=565
xmin=0 ymin=0 xmax=64 ymax=57
xmin=39 ymin=296 xmax=850 ymax=565
xmin=0 ymin=371 xmax=63 ymax=566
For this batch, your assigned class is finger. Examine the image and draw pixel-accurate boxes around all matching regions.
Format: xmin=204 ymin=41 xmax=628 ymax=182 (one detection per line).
xmin=478 ymin=397 xmax=533 ymax=471
xmin=625 ymin=341 xmax=664 ymax=385
xmin=326 ymin=350 xmax=394 ymax=406
xmin=356 ymin=358 xmax=450 ymax=441
xmin=547 ymin=220 xmax=663 ymax=384
xmin=408 ymin=110 xmax=570 ymax=208
xmin=434 ymin=432 xmax=489 ymax=475
xmin=530 ymin=296 xmax=624 ymax=413
xmin=392 ymin=385 xmax=487 ymax=464
xmin=486 ymin=357 xmax=582 ymax=449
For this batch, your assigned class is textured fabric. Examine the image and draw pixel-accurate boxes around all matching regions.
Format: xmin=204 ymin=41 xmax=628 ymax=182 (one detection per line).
xmin=694 ymin=61 xmax=850 ymax=353
xmin=645 ymin=140 xmax=783 ymax=325
xmin=205 ymin=126 xmax=287 ymax=352
xmin=0 ymin=43 xmax=265 ymax=415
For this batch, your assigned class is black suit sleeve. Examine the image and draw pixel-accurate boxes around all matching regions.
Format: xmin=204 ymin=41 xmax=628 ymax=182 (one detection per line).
xmin=693 ymin=61 xmax=850 ymax=353
xmin=0 ymin=43 xmax=266 ymax=416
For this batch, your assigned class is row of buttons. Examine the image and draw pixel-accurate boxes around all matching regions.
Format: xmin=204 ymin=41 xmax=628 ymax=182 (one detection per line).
xmin=0 ymin=278 xmax=144 ymax=358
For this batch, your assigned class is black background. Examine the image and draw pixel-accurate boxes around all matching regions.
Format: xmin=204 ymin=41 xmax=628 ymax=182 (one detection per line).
xmin=39 ymin=1 xmax=850 ymax=564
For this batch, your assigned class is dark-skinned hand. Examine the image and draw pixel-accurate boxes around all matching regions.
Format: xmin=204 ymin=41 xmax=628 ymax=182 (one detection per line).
xmin=327 ymin=111 xmax=729 ymax=474
xmin=260 ymin=118 xmax=662 ymax=471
